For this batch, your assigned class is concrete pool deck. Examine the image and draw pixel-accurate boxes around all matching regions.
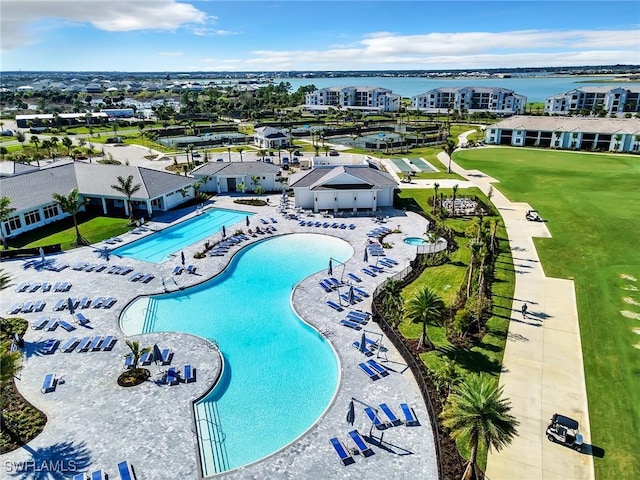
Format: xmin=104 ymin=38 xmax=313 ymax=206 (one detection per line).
xmin=0 ymin=197 xmax=438 ymax=479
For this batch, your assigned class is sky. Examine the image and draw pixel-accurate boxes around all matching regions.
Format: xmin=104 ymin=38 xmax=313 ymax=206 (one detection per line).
xmin=1 ymin=0 xmax=639 ymax=72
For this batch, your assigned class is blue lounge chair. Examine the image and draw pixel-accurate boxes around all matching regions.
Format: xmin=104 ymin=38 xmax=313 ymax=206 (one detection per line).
xmin=348 ymin=224 xmax=356 ymax=229
xmin=34 ymin=300 xmax=47 ymax=312
xmin=79 ymin=297 xmax=91 ymax=309
xmin=72 ymin=474 xmax=85 ymax=480
xmin=28 ymin=282 xmax=41 ymax=293
xmin=7 ymin=303 xmax=23 ymax=315
xmin=329 ymin=437 xmax=354 ymax=466
xmin=347 ymin=310 xmax=369 ymax=320
xmin=94 ymin=264 xmax=107 ymax=272
xmin=117 ymin=461 xmax=136 ymax=480
xmin=341 ymin=293 xmax=362 ymax=304
xmin=339 ymin=223 xmax=347 ymax=229
xmin=319 ymin=281 xmax=332 ymax=293
xmin=123 ymin=354 xmax=134 ymax=369
xmin=59 ymin=320 xmax=76 ymax=332
xmin=160 ymin=348 xmax=173 ymax=365
xmin=339 ymin=319 xmax=361 ymax=330
xmin=101 ymin=336 xmax=117 ymax=351
xmin=62 ymin=337 xmax=80 ymax=353
xmin=102 ymin=297 xmax=117 ymax=309
xmin=32 ymin=317 xmax=49 ymax=330
xmin=41 ymin=282 xmax=52 ymax=292
xmin=369 ymin=265 xmax=384 ymax=273
xmin=53 ymin=299 xmax=66 ymax=311
xmin=45 ymin=317 xmax=59 ymax=331
xmin=346 ymin=313 xmax=367 ymax=325
xmin=140 ymin=274 xmax=155 ymax=283
xmin=367 ymin=359 xmax=389 ymax=377
xmin=348 ymin=430 xmax=374 ymax=457
xmin=331 ymin=223 xmax=339 ymax=228
xmin=314 ymin=222 xmax=322 ymax=227
xmin=129 ymin=272 xmax=144 ymax=282
xmin=328 ymin=277 xmax=342 ymax=288
xmin=92 ymin=297 xmax=105 ymax=308
xmin=347 ymin=273 xmax=362 ymax=283
xmin=41 ymin=373 xmax=56 ymax=393
xmin=270 ymin=217 xmax=278 ymax=223
xmin=364 ymin=406 xmax=388 ymax=430
xmin=90 ymin=470 xmax=107 ymax=480
xmin=400 ymin=403 xmax=420 ymax=426
xmin=358 ymin=363 xmax=379 ymax=381
xmin=384 ymin=257 xmax=399 ymax=265
xmin=75 ymin=313 xmax=90 ymax=326
xmin=21 ymin=302 xmax=34 ymax=313
xmin=352 ymin=341 xmax=374 ymax=356
xmin=165 ymin=367 xmax=179 ymax=385
xmin=380 ymin=403 xmax=403 ymax=426
xmin=260 ymin=218 xmax=268 ymax=224
xmin=322 ymin=222 xmax=330 ymax=228
xmin=353 ymin=287 xmax=369 ymax=297
xmin=42 ymin=339 xmax=59 ymax=355
xmin=187 ymin=265 xmax=197 ymax=274
xmin=76 ymin=337 xmax=92 ymax=352
xmin=15 ymin=282 xmax=30 ymax=292
xmin=140 ymin=351 xmax=153 ymax=365
xmin=326 ymin=301 xmax=343 ymax=312
xmin=89 ymin=336 xmax=103 ymax=351
xmin=184 ymin=364 xmax=196 ymax=383
xmin=362 ymin=268 xmax=377 ymax=277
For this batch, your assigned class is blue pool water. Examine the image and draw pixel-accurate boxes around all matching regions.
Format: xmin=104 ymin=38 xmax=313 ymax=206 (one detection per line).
xmin=111 ymin=208 xmax=251 ymax=263
xmin=404 ymin=237 xmax=427 ymax=246
xmin=120 ymin=234 xmax=353 ymax=474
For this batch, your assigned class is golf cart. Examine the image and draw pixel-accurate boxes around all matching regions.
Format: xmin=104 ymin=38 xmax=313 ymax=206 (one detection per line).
xmin=546 ymin=413 xmax=583 ymax=452
xmin=526 ymin=209 xmax=543 ymax=222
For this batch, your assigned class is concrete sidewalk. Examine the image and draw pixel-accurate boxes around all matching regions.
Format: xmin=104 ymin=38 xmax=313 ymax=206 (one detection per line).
xmin=435 ymin=149 xmax=595 ymax=480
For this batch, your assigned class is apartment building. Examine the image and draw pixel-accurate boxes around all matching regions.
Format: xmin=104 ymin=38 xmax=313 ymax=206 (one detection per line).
xmin=544 ymin=86 xmax=640 ymax=116
xmin=304 ymin=86 xmax=401 ymax=112
xmin=411 ymin=87 xmax=526 ymax=115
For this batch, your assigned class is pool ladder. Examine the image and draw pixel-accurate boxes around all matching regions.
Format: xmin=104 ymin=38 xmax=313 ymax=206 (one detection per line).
xmin=195 ymin=401 xmax=229 ymax=475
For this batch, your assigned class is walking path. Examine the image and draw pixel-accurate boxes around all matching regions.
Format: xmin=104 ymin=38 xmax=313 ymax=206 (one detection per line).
xmin=435 ymin=141 xmax=595 ymax=480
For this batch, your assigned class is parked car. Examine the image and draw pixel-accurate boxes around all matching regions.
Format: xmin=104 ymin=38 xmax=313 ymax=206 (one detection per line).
xmin=329 ymin=150 xmax=339 ymax=156
xmin=293 ymin=150 xmax=301 ymax=156
xmin=525 ymin=210 xmax=543 ymax=222
xmin=216 ymin=158 xmax=224 ymax=162
xmin=0 ymin=130 xmax=13 ymax=137
xmin=546 ymin=413 xmax=583 ymax=452
xmin=292 ymin=157 xmax=299 ymax=164
xmin=192 ymin=150 xmax=201 ymax=157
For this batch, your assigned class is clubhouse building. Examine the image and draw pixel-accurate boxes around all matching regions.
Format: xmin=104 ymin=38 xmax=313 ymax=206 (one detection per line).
xmin=484 ymin=116 xmax=640 ymax=152
xmin=411 ymin=87 xmax=526 ymax=116
xmin=191 ymin=161 xmax=282 ymax=194
xmin=0 ymin=162 xmax=195 ymax=239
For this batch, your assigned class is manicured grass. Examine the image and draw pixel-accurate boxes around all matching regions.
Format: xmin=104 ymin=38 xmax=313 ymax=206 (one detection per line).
xmin=452 ymin=147 xmax=640 ymax=480
xmin=9 ymin=215 xmax=131 ymax=251
xmin=394 ymin=187 xmax=515 ymax=469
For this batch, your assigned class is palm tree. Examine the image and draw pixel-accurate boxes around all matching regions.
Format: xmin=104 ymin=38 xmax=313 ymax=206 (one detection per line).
xmin=451 ymin=184 xmax=459 ymax=217
xmin=62 ymin=136 xmax=73 ymax=156
xmin=442 ymin=138 xmax=456 ymax=173
xmin=432 ymin=182 xmax=440 ymax=215
xmin=111 ymin=175 xmax=141 ymax=222
xmin=380 ymin=278 xmax=404 ymax=325
xmin=0 ymin=196 xmax=16 ymax=250
xmin=41 ymin=139 xmax=53 ymax=158
xmin=257 ymin=148 xmax=267 ymax=161
xmin=441 ymin=375 xmax=519 ymax=480
xmin=30 ymin=135 xmax=40 ymax=153
xmin=52 ymin=188 xmax=88 ymax=246
xmin=405 ymin=286 xmax=445 ymax=349
xmin=16 ymin=131 xmax=25 ymax=148
xmin=125 ymin=340 xmax=151 ymax=370
xmin=186 ymin=143 xmax=194 ymax=169
xmin=236 ymin=147 xmax=245 ymax=162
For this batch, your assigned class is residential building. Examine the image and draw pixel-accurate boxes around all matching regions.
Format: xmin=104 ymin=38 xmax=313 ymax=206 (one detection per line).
xmin=254 ymin=126 xmax=289 ymax=149
xmin=305 ymin=86 xmax=401 ymax=112
xmin=484 ymin=116 xmax=640 ymax=152
xmin=289 ymin=165 xmax=397 ymax=213
xmin=191 ymin=161 xmax=281 ymax=194
xmin=0 ymin=163 xmax=195 ymax=239
xmin=411 ymin=87 xmax=526 ymax=115
xmin=544 ymin=86 xmax=640 ymax=116
xmin=15 ymin=112 xmax=108 ymax=128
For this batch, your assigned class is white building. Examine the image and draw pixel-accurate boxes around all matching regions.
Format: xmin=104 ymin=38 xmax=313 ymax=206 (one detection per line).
xmin=0 ymin=163 xmax=196 ymax=239
xmin=289 ymin=165 xmax=397 ymax=213
xmin=484 ymin=116 xmax=640 ymax=152
xmin=191 ymin=161 xmax=282 ymax=194
xmin=544 ymin=86 xmax=640 ymax=116
xmin=411 ymin=87 xmax=526 ymax=115
xmin=253 ymin=126 xmax=289 ymax=149
xmin=305 ymin=86 xmax=401 ymax=113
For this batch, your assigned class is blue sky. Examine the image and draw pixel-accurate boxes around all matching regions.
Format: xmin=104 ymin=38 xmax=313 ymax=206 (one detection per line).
xmin=1 ymin=1 xmax=639 ymax=71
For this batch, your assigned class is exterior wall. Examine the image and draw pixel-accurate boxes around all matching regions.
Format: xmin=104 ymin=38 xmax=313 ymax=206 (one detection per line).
xmin=293 ymin=186 xmax=394 ymax=212
xmin=412 ymin=87 xmax=525 ymax=115
xmin=305 ymin=87 xmax=399 ymax=112
xmin=1 ymin=203 xmax=76 ymax=238
xmin=543 ymin=87 xmax=640 ymax=116
xmin=196 ymin=174 xmax=278 ymax=193
xmin=162 ymin=187 xmax=194 ymax=210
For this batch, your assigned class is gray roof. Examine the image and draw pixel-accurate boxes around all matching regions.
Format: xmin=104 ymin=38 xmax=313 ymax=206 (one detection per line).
xmin=487 ymin=116 xmax=640 ymax=134
xmin=289 ymin=165 xmax=397 ymax=190
xmin=0 ymin=161 xmax=39 ymax=177
xmin=255 ymin=126 xmax=287 ymax=139
xmin=192 ymin=161 xmax=280 ymax=177
xmin=0 ymin=163 xmax=195 ymax=213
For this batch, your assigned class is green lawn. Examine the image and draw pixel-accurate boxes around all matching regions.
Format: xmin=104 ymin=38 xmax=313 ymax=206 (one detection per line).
xmin=452 ymin=147 xmax=640 ymax=480
xmin=9 ymin=216 xmax=131 ymax=251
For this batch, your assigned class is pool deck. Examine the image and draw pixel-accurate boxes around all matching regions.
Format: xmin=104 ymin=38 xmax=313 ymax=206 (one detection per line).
xmin=0 ymin=195 xmax=438 ymax=479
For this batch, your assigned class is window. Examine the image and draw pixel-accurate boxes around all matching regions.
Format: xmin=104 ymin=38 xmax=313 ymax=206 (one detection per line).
xmin=6 ymin=215 xmax=21 ymax=231
xmin=24 ymin=209 xmax=41 ymax=226
xmin=43 ymin=204 xmax=59 ymax=219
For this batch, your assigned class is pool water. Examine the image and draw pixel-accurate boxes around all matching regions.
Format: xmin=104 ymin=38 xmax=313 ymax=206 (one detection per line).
xmin=120 ymin=234 xmax=353 ymax=475
xmin=111 ymin=208 xmax=251 ymax=263
xmin=404 ymin=236 xmax=427 ymax=246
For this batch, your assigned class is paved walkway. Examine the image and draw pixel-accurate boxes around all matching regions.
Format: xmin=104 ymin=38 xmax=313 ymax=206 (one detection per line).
xmin=434 ymin=145 xmax=595 ymax=480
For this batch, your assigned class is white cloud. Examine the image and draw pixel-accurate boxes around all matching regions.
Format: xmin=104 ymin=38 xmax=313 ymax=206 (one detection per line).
xmin=1 ymin=0 xmax=208 ymax=51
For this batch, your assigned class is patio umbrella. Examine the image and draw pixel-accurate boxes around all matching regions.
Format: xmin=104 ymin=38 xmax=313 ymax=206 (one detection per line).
xmin=222 ymin=225 xmax=226 ymax=238
xmin=67 ymin=297 xmax=75 ymax=316
xmin=363 ymin=247 xmax=369 ymax=263
xmin=328 ymin=259 xmax=333 ymax=276
xmin=181 ymin=251 xmax=185 ymax=266
xmin=347 ymin=399 xmax=355 ymax=425
xmin=348 ymin=285 xmax=356 ymax=305
xmin=153 ymin=344 xmax=163 ymax=364
xmin=359 ymin=331 xmax=367 ymax=353
xmin=39 ymin=247 xmax=46 ymax=263
xmin=246 ymin=216 xmax=250 ymax=227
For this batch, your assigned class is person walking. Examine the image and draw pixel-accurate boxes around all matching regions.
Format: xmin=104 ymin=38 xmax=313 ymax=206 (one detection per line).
xmin=521 ymin=303 xmax=528 ymax=319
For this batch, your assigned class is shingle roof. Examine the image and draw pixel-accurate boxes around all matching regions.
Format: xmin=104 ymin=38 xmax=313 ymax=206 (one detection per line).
xmin=488 ymin=115 xmax=640 ymax=134
xmin=0 ymin=164 xmax=78 ymax=212
xmin=192 ymin=161 xmax=280 ymax=177
xmin=0 ymin=161 xmax=39 ymax=177
xmin=289 ymin=165 xmax=397 ymax=190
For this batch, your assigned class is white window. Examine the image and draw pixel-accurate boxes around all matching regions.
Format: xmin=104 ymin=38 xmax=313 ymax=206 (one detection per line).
xmin=24 ymin=209 xmax=41 ymax=226
xmin=43 ymin=204 xmax=59 ymax=219
xmin=6 ymin=215 xmax=21 ymax=231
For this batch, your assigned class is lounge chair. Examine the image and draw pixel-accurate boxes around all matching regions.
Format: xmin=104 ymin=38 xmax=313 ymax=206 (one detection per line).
xmin=76 ymin=337 xmax=92 ymax=352
xmin=52 ymin=299 xmax=66 ymax=311
xmin=21 ymin=302 xmax=34 ymax=313
xmin=94 ymin=264 xmax=107 ymax=272
xmin=352 ymin=341 xmax=374 ymax=356
xmin=28 ymin=282 xmax=42 ymax=293
xmin=362 ymin=268 xmax=377 ymax=277
xmin=140 ymin=351 xmax=153 ymax=365
xmin=15 ymin=282 xmax=30 ymax=292
xmin=400 ymin=403 xmax=420 ymax=426
xmin=41 ymin=282 xmax=52 ymax=292
xmin=358 ymin=363 xmax=379 ymax=381
xmin=270 ymin=217 xmax=278 ymax=223
xmin=78 ymin=297 xmax=91 ymax=309
xmin=319 ymin=281 xmax=333 ymax=293
xmin=123 ymin=354 xmax=134 ymax=369
xmin=183 ymin=364 xmax=196 ymax=383
xmin=187 ymin=265 xmax=197 ymax=274
xmin=119 ymin=267 xmax=133 ymax=276
xmin=165 ymin=367 xmax=179 ymax=385
xmin=341 ymin=293 xmax=362 ymax=304
xmin=88 ymin=336 xmax=103 ymax=351
xmin=41 ymin=373 xmax=56 ymax=393
xmin=328 ymin=277 xmax=342 ymax=288
xmin=61 ymin=337 xmax=80 ymax=353
xmin=42 ymin=339 xmax=59 ymax=355
xmin=129 ymin=272 xmax=144 ymax=282
xmin=322 ymin=222 xmax=330 ymax=228
xmin=339 ymin=319 xmax=361 ymax=330
xmin=331 ymin=223 xmax=339 ymax=228
xmin=368 ymin=265 xmax=384 ymax=273
xmin=347 ymin=311 xmax=369 ymax=320
xmin=348 ymin=430 xmax=374 ymax=457
xmin=101 ymin=336 xmax=117 ymax=351
xmin=173 ymin=265 xmax=183 ymax=275
xmin=90 ymin=470 xmax=107 ymax=480
xmin=92 ymin=297 xmax=105 ymax=308
xmin=353 ymin=287 xmax=369 ymax=297
xmin=160 ymin=348 xmax=173 ymax=365
xmin=326 ymin=301 xmax=343 ymax=312
xmin=102 ymin=297 xmax=117 ymax=309
xmin=366 ymin=359 xmax=389 ymax=377
xmin=7 ymin=303 xmax=23 ymax=315
xmin=329 ymin=437 xmax=354 ymax=466
xmin=140 ymin=274 xmax=154 ymax=283
xmin=379 ymin=403 xmax=403 ymax=426
xmin=34 ymin=300 xmax=47 ymax=312
xmin=72 ymin=474 xmax=85 ymax=480
xmin=346 ymin=313 xmax=367 ymax=325
xmin=260 ymin=218 xmax=268 ymax=224
xmin=364 ymin=406 xmax=388 ymax=430
xmin=72 ymin=262 xmax=87 ymax=271
xmin=347 ymin=273 xmax=362 ymax=283
xmin=117 ymin=461 xmax=136 ymax=480
xmin=59 ymin=320 xmax=76 ymax=332
xmin=32 ymin=316 xmax=49 ymax=330
xmin=75 ymin=313 xmax=90 ymax=326
xmin=45 ymin=317 xmax=59 ymax=331
xmin=348 ymin=224 xmax=356 ymax=229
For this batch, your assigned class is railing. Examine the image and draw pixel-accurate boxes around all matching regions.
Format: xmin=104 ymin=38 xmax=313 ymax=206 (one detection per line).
xmin=371 ymin=257 xmax=445 ymax=480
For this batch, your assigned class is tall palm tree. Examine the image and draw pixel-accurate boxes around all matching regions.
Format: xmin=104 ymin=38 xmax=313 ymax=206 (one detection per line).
xmin=30 ymin=135 xmax=40 ymax=153
xmin=405 ymin=286 xmax=445 ymax=349
xmin=52 ymin=188 xmax=88 ymax=246
xmin=62 ymin=136 xmax=73 ymax=156
xmin=16 ymin=131 xmax=25 ymax=148
xmin=186 ymin=143 xmax=194 ymax=169
xmin=443 ymin=138 xmax=456 ymax=173
xmin=0 ymin=196 xmax=16 ymax=250
xmin=111 ymin=175 xmax=141 ymax=222
xmin=441 ymin=375 xmax=519 ymax=480
xmin=236 ymin=147 xmax=245 ymax=162
xmin=432 ymin=182 xmax=440 ymax=215
xmin=125 ymin=340 xmax=151 ymax=370
xmin=451 ymin=184 xmax=459 ymax=217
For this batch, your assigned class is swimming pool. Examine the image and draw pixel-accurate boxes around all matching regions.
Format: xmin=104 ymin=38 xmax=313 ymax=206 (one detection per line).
xmin=120 ymin=234 xmax=353 ymax=475
xmin=404 ymin=236 xmax=427 ymax=246
xmin=111 ymin=208 xmax=251 ymax=263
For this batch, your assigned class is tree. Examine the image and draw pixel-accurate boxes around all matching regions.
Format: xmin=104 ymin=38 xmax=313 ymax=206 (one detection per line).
xmin=441 ymin=375 xmax=519 ymax=480
xmin=30 ymin=135 xmax=40 ymax=153
xmin=0 ymin=146 xmax=6 ymax=161
xmin=236 ymin=146 xmax=245 ymax=162
xmin=432 ymin=182 xmax=440 ymax=215
xmin=0 ymin=196 xmax=16 ymax=250
xmin=41 ymin=140 xmax=53 ymax=158
xmin=52 ymin=188 xmax=88 ymax=246
xmin=186 ymin=143 xmax=194 ymax=169
xmin=451 ymin=184 xmax=459 ymax=217
xmin=125 ymin=340 xmax=151 ymax=370
xmin=111 ymin=175 xmax=142 ymax=222
xmin=405 ymin=286 xmax=445 ymax=349
xmin=443 ymin=138 xmax=456 ymax=174
xmin=16 ymin=131 xmax=25 ymax=148
xmin=380 ymin=278 xmax=404 ymax=326
xmin=62 ymin=136 xmax=73 ymax=156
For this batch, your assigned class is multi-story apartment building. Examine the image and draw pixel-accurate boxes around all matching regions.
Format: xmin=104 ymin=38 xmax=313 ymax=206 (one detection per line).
xmin=544 ymin=86 xmax=640 ymax=116
xmin=411 ymin=87 xmax=526 ymax=115
xmin=304 ymin=86 xmax=401 ymax=112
